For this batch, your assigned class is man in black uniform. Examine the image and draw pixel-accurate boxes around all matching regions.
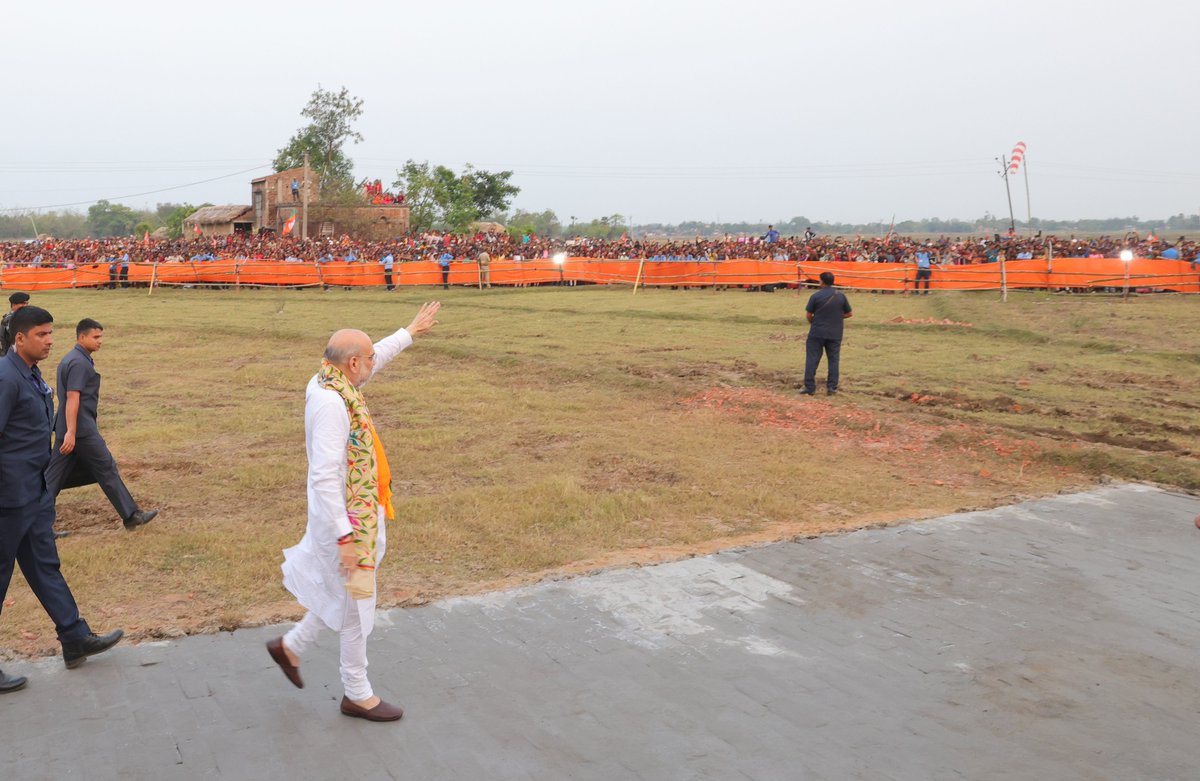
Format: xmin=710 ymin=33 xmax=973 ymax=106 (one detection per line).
xmin=801 ymin=271 xmax=853 ymax=395
xmin=0 ymin=306 xmax=123 ymax=693
xmin=0 ymin=291 xmax=31 ymax=356
xmin=46 ymin=319 xmax=158 ymax=534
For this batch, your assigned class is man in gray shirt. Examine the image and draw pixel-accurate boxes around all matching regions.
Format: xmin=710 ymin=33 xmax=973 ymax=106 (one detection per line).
xmin=45 ymin=318 xmax=158 ymax=535
xmin=801 ymin=271 xmax=853 ymax=395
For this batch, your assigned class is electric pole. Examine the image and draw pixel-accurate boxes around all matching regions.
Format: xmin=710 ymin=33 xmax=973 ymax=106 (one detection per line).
xmin=302 ymin=151 xmax=310 ymax=240
xmin=998 ymin=156 xmax=1016 ymax=235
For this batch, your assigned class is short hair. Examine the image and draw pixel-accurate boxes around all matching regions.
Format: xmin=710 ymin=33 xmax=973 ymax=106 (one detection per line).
xmin=321 ymin=343 xmax=350 ymax=364
xmin=10 ymin=305 xmax=53 ymax=337
xmin=323 ymin=341 xmax=357 ymax=364
xmin=8 ymin=292 xmax=30 ymax=306
xmin=76 ymin=318 xmax=104 ymax=337
xmin=819 ymin=271 xmax=836 ymax=286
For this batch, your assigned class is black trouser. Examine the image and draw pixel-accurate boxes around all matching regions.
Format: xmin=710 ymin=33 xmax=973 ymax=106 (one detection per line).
xmin=46 ymin=435 xmax=138 ymax=522
xmin=804 ymin=336 xmax=842 ymax=393
xmin=384 ymin=269 xmax=394 ymax=291
xmin=441 ymin=268 xmax=449 ymax=289
xmin=915 ymin=267 xmax=932 ymax=293
xmin=0 ymin=491 xmax=90 ymax=642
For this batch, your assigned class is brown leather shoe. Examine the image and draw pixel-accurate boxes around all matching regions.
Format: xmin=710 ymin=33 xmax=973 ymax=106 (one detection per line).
xmin=266 ymin=637 xmax=303 ymax=688
xmin=340 ymin=696 xmax=403 ymax=722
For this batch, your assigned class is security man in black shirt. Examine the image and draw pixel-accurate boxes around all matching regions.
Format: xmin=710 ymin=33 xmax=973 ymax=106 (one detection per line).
xmin=0 ymin=291 xmax=31 ymax=356
xmin=801 ymin=271 xmax=853 ymax=395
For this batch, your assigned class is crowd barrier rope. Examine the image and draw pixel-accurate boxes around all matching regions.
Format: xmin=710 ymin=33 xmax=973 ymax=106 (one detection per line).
xmin=1 ymin=257 xmax=1197 ymax=293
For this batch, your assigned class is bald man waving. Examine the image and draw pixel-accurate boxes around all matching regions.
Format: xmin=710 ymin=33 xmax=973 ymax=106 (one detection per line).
xmin=268 ymin=301 xmax=440 ymax=722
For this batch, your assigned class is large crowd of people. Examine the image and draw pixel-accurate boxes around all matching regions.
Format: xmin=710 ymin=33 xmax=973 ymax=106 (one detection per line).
xmin=1 ymin=229 xmax=1196 ymax=269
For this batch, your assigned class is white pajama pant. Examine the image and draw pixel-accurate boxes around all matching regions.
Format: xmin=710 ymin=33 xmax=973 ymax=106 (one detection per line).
xmin=282 ymin=592 xmax=373 ymax=701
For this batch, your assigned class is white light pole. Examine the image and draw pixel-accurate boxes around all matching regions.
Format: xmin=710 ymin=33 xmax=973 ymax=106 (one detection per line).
xmin=553 ymin=252 xmax=566 ymax=286
xmin=1120 ymin=249 xmax=1134 ymax=301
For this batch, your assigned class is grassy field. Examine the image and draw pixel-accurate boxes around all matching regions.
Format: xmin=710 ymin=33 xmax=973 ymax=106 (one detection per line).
xmin=3 ymin=284 xmax=1197 ymax=656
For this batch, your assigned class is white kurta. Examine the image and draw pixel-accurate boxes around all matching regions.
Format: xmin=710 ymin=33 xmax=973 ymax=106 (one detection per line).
xmin=281 ymin=328 xmax=414 ymax=636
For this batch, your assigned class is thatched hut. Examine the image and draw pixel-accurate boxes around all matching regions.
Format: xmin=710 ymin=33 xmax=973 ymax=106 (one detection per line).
xmin=183 ymin=205 xmax=254 ymax=237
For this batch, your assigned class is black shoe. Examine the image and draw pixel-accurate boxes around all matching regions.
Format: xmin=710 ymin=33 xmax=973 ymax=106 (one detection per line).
xmin=799 ymin=389 xmax=816 ymax=396
xmin=124 ymin=509 xmax=158 ymax=530
xmin=827 ymin=389 xmax=838 ymax=395
xmin=54 ymin=529 xmax=71 ymax=540
xmin=0 ymin=669 xmax=28 ymax=694
xmin=62 ymin=629 xmax=124 ymax=669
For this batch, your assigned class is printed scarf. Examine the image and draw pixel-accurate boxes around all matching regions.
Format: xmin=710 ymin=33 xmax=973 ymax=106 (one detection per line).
xmin=317 ymin=360 xmax=395 ymax=599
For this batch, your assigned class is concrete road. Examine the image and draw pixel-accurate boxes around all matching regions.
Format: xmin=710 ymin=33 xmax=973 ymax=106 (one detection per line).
xmin=4 ymin=484 xmax=1198 ymax=780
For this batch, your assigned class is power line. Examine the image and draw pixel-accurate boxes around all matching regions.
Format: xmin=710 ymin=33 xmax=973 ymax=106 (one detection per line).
xmin=0 ymin=157 xmax=267 ymax=166
xmin=357 ymin=156 xmax=1200 ymax=182
xmin=0 ymin=164 xmax=272 ymax=213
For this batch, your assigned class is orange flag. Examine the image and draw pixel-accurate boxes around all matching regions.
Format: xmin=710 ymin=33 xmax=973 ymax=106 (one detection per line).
xmin=282 ymin=213 xmax=297 ymax=236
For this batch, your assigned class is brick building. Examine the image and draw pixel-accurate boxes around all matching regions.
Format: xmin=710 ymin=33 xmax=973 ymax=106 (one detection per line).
xmin=250 ymin=167 xmax=409 ymax=239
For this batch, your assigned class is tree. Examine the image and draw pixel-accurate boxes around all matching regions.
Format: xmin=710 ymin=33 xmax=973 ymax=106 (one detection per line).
xmin=507 ymin=209 xmax=562 ymax=238
xmin=570 ymin=214 xmax=628 ymax=240
xmin=161 ymin=203 xmax=206 ymax=239
xmin=0 ymin=211 xmax=88 ymax=239
xmin=86 ymin=200 xmax=140 ymax=237
xmin=392 ymin=161 xmax=440 ymax=232
xmin=463 ymin=166 xmax=520 ymax=219
xmin=392 ymin=160 xmax=521 ymax=233
xmin=273 ymin=85 xmax=364 ymax=197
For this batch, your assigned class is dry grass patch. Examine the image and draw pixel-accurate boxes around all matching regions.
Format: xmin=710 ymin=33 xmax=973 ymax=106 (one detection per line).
xmin=2 ymin=286 xmax=1197 ymax=656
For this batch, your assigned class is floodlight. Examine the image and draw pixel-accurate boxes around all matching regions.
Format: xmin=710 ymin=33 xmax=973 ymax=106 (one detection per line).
xmin=1119 ymin=250 xmax=1134 ymax=262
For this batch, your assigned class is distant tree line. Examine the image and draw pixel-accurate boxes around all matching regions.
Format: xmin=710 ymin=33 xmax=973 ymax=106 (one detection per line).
xmin=637 ymin=213 xmax=1200 ymax=238
xmin=0 ymin=202 xmax=206 ymax=240
xmin=6 ymin=207 xmax=1200 ymax=242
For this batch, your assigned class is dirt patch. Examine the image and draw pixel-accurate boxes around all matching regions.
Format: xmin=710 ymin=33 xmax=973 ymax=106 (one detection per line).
xmin=621 ymin=358 xmax=794 ymax=389
xmin=1069 ymin=370 xmax=1190 ymax=393
xmin=633 ymin=345 xmax=693 ymax=353
xmin=1109 ymin=413 xmax=1200 ymax=437
xmin=622 ymin=360 xmax=747 ymax=383
xmin=1077 ymin=431 xmax=1183 ymax=453
xmin=679 ymin=387 xmax=1042 ymax=463
xmin=895 ymin=389 xmax=1028 ymax=414
xmin=584 ymin=456 xmax=683 ymax=493
xmin=886 ymin=316 xmax=973 ymax=327
xmin=54 ymin=499 xmax=128 ymax=533
xmin=514 ymin=431 xmax=584 ymax=461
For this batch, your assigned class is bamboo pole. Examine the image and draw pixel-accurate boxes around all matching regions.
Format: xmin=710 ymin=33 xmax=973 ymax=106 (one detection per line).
xmin=148 ymin=261 xmax=159 ymax=296
xmin=632 ymin=257 xmax=646 ymax=294
xmin=1000 ymin=255 xmax=1008 ymax=302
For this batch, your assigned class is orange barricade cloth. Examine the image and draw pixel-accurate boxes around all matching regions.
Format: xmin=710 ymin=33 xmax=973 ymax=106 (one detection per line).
xmin=1 ymin=258 xmax=1197 ymax=294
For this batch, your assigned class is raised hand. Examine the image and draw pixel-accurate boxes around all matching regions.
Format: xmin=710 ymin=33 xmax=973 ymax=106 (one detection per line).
xmin=406 ymin=301 xmax=441 ymax=338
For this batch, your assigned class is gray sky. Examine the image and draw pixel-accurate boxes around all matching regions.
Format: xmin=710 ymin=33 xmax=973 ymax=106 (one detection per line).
xmin=3 ymin=0 xmax=1197 ymax=225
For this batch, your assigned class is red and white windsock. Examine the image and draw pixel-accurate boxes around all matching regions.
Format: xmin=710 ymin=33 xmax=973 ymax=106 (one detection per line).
xmin=1008 ymin=141 xmax=1027 ymax=174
